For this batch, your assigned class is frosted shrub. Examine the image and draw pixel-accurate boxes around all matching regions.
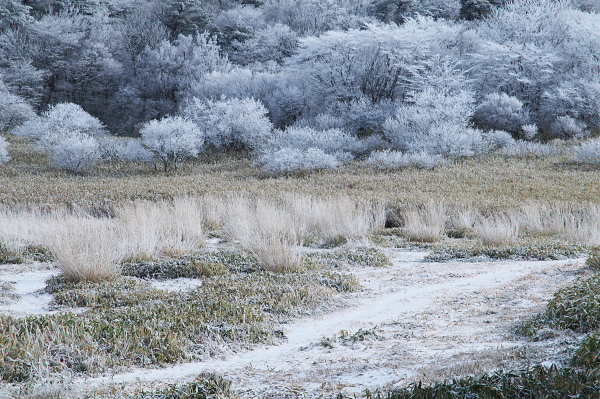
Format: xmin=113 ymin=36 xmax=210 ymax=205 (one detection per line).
xmin=256 ymin=147 xmax=340 ymax=176
xmin=15 ymin=103 xmax=105 ymax=140
xmin=181 ymin=97 xmax=272 ymax=151
xmin=384 ymin=88 xmax=486 ymax=157
xmin=52 ymin=132 xmax=102 ymax=172
xmin=473 ymin=92 xmax=530 ymax=135
xmin=482 ymin=130 xmax=516 ymax=150
xmin=0 ymin=136 xmax=10 ymax=164
xmin=140 ymin=116 xmax=204 ymax=173
xmin=521 ymin=124 xmax=538 ymax=140
xmin=540 ymin=80 xmax=600 ymax=135
xmin=574 ymin=138 xmax=600 ymax=164
xmin=14 ymin=103 xmax=106 ymax=172
xmin=102 ymin=138 xmax=154 ymax=163
xmin=549 ymin=116 xmax=587 ymax=139
xmin=268 ymin=126 xmax=359 ymax=155
xmin=500 ymin=140 xmax=560 ymax=158
xmin=365 ymin=150 xmax=444 ymax=170
xmin=231 ymin=23 xmax=298 ymax=65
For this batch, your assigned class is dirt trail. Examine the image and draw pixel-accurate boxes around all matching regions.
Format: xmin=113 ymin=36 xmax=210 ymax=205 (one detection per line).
xmin=83 ymin=250 xmax=586 ymax=398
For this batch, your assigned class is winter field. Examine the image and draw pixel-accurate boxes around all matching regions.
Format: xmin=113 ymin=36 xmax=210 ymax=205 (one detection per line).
xmin=3 ymin=0 xmax=600 ymax=397
xmin=2 ymin=137 xmax=600 ymax=398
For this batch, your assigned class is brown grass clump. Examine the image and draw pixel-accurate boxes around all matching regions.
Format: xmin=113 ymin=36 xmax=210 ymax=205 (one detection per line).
xmin=284 ymin=195 xmax=386 ymax=246
xmin=474 ymin=214 xmax=520 ymax=246
xmin=403 ymin=202 xmax=446 ymax=243
xmin=50 ymin=219 xmax=125 ymax=283
xmin=222 ymin=196 xmax=303 ymax=272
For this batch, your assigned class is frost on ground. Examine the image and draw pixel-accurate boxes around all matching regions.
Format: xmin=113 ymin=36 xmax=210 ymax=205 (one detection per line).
xmin=72 ymin=250 xmax=587 ymax=398
xmin=0 ymin=263 xmax=57 ymax=316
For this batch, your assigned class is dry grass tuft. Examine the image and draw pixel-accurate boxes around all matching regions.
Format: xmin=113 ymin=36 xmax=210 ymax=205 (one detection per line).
xmin=403 ymin=202 xmax=446 ymax=243
xmin=50 ymin=219 xmax=125 ymax=283
xmin=474 ymin=214 xmax=520 ymax=246
xmin=285 ymin=195 xmax=385 ymax=246
xmin=222 ymin=196 xmax=303 ymax=272
xmin=448 ymin=204 xmax=478 ymax=238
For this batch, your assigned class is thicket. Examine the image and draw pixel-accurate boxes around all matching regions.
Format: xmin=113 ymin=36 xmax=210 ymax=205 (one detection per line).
xmin=1 ymin=0 xmax=600 ymax=174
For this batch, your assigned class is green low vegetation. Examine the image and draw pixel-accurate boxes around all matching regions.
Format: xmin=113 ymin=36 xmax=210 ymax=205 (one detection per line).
xmin=0 ymin=255 xmax=360 ymax=383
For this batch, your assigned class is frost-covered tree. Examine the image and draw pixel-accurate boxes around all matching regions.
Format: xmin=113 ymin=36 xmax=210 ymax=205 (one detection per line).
xmin=114 ymin=13 xmax=169 ymax=74
xmin=181 ymin=97 xmax=272 ymax=150
xmin=263 ymin=0 xmax=369 ymax=36
xmin=140 ymin=116 xmax=204 ymax=172
xmin=0 ymin=1 xmax=34 ymax=32
xmin=470 ymin=0 xmax=600 ymax=130
xmin=384 ymin=87 xmax=486 ymax=157
xmin=460 ymin=0 xmax=505 ymax=21
xmin=0 ymin=80 xmax=36 ymax=132
xmin=116 ymin=33 xmax=230 ymax=130
xmin=15 ymin=102 xmax=104 ymax=140
xmin=228 ymin=23 xmax=298 ymax=65
xmin=0 ymin=136 xmax=10 ymax=164
xmin=286 ymin=19 xmax=464 ymax=116
xmin=368 ymin=0 xmax=460 ymax=23
xmin=539 ymin=79 xmax=600 ymax=137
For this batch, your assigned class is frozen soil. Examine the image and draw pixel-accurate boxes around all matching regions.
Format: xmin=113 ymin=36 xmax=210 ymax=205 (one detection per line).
xmin=66 ymin=249 xmax=588 ymax=398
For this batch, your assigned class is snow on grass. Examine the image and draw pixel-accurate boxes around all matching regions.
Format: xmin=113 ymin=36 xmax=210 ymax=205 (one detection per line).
xmin=72 ymin=251 xmax=586 ymax=398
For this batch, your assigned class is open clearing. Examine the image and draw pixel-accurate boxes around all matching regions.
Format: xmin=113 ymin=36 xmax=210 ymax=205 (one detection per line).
xmin=2 ymin=248 xmax=586 ymax=398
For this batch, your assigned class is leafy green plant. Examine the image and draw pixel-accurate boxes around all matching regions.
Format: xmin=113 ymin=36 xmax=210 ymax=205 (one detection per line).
xmin=378 ymin=365 xmax=600 ymax=399
xmin=136 ymin=374 xmax=232 ymax=399
xmin=572 ymin=333 xmax=600 ymax=370
xmin=425 ymin=240 xmax=586 ymax=262
xmin=304 ymin=248 xmax=391 ymax=269
xmin=585 ymin=251 xmax=600 ymax=271
xmin=521 ymin=275 xmax=600 ymax=334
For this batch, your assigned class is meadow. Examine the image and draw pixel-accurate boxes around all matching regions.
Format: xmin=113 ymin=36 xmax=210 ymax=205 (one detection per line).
xmin=0 ymin=136 xmax=600 ymax=398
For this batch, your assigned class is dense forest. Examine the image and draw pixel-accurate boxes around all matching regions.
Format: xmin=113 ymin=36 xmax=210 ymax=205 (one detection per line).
xmin=1 ymin=0 xmax=600 ymax=173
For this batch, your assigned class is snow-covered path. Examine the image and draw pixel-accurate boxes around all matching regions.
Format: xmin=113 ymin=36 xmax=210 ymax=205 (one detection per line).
xmin=81 ymin=251 xmax=586 ymax=397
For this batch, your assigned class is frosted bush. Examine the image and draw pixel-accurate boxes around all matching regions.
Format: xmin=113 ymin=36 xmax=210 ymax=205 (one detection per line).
xmin=15 ymin=103 xmax=105 ymax=140
xmin=549 ymin=116 xmax=587 ymax=139
xmin=0 ymin=136 xmax=10 ymax=164
xmin=51 ymin=132 xmax=102 ymax=172
xmin=13 ymin=103 xmax=106 ymax=171
xmin=574 ymin=138 xmax=600 ymax=164
xmin=140 ymin=116 xmax=204 ymax=172
xmin=231 ymin=23 xmax=298 ymax=65
xmin=181 ymin=97 xmax=272 ymax=151
xmin=101 ymin=138 xmax=154 ymax=163
xmin=540 ymin=80 xmax=600 ymax=135
xmin=256 ymin=147 xmax=340 ymax=176
xmin=473 ymin=92 xmax=530 ymax=135
xmin=365 ymin=150 xmax=445 ymax=170
xmin=483 ymin=130 xmax=516 ymax=150
xmin=521 ymin=124 xmax=538 ymax=140
xmin=500 ymin=140 xmax=560 ymax=158
xmin=267 ymin=126 xmax=360 ymax=155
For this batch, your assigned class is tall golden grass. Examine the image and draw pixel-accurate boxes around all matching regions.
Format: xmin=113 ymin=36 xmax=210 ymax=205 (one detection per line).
xmin=0 ymin=195 xmax=386 ymax=279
